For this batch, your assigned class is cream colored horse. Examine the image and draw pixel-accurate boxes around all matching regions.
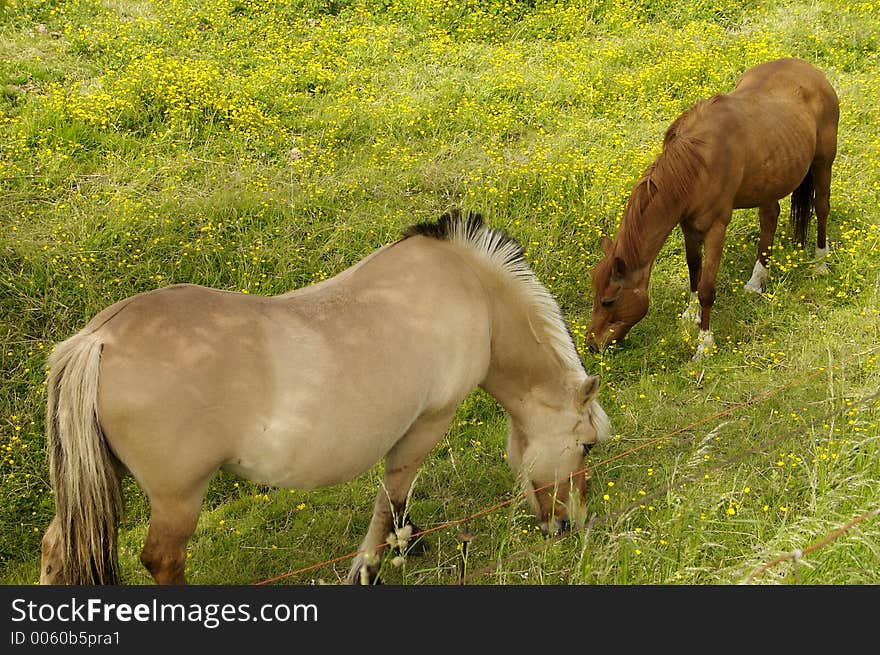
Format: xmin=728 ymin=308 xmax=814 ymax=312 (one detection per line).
xmin=40 ymin=210 xmax=610 ymax=585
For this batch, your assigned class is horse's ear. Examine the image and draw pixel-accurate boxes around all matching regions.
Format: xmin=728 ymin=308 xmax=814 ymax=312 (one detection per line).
xmin=601 ymin=236 xmax=612 ymax=256
xmin=579 ymin=374 xmax=601 ymax=408
xmin=610 ymin=256 xmax=627 ymax=282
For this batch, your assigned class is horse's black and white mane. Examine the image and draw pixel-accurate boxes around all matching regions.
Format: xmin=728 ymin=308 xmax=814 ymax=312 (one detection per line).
xmin=403 ymin=210 xmax=584 ymax=372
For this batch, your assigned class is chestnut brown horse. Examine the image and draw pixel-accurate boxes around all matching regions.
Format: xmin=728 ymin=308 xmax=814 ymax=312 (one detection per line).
xmin=586 ymin=58 xmax=839 ymax=359
xmin=39 ymin=211 xmax=610 ymax=585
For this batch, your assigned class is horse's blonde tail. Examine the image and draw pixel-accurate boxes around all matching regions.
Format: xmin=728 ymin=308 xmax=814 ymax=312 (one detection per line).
xmin=45 ymin=332 xmax=122 ymax=584
xmin=790 ymin=168 xmax=814 ymax=248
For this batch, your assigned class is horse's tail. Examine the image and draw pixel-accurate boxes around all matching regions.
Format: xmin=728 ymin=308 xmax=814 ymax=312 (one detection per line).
xmin=790 ymin=168 xmax=815 ymax=248
xmin=45 ymin=331 xmax=122 ymax=584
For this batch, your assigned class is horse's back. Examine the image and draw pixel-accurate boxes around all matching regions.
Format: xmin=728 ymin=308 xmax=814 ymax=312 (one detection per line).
xmin=680 ymin=59 xmax=835 ymax=137
xmin=675 ymin=58 xmax=837 ymax=146
xmin=734 ymin=58 xmax=837 ymax=103
xmin=732 ymin=57 xmax=838 ymax=128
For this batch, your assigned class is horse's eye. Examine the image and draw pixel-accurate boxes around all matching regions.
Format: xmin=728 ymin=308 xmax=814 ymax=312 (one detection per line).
xmin=581 ymin=443 xmax=594 ymax=456
xmin=601 ymin=297 xmax=616 ymax=308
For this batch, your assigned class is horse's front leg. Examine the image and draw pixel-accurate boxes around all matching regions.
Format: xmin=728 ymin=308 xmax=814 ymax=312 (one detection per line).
xmin=693 ymin=220 xmax=729 ymax=359
xmin=680 ymin=224 xmax=704 ymax=325
xmin=348 ymin=411 xmax=454 ymax=585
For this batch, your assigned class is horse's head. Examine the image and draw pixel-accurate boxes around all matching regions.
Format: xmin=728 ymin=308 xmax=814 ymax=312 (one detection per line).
xmin=586 ymin=237 xmax=649 ymax=353
xmin=506 ymin=374 xmax=610 ymax=535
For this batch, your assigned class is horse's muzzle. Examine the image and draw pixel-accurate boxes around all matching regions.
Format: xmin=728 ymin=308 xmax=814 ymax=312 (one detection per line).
xmin=586 ymin=340 xmax=601 ymax=355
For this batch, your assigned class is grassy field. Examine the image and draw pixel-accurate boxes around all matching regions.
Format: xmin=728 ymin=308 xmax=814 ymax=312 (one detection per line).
xmin=1 ymin=0 xmax=878 ymax=586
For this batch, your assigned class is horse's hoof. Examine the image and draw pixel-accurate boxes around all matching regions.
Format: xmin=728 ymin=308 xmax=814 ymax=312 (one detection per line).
xmin=348 ymin=552 xmax=381 ymax=585
xmin=539 ymin=518 xmax=569 ymax=536
xmin=692 ymin=330 xmax=715 ymax=360
xmin=813 ymin=262 xmax=829 ymax=275
xmin=744 ymin=261 xmax=769 ymax=294
xmin=348 ymin=567 xmax=380 ymax=585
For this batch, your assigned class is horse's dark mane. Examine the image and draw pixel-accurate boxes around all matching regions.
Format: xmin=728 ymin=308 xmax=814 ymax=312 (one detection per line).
xmin=402 ymin=208 xmax=483 ymax=240
xmin=615 ymin=102 xmax=709 ymax=267
xmin=402 ymin=209 xmax=527 ymax=268
xmin=403 ymin=208 xmax=484 ymax=241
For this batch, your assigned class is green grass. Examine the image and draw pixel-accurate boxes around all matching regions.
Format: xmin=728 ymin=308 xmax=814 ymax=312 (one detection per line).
xmin=1 ymin=0 xmax=878 ymax=585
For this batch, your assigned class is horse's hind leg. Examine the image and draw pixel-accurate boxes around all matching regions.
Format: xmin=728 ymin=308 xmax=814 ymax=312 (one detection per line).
xmin=348 ymin=411 xmax=454 ymax=585
xmin=140 ymin=484 xmax=208 ymax=585
xmin=744 ymin=200 xmax=780 ymax=294
xmin=811 ymin=159 xmax=833 ymax=273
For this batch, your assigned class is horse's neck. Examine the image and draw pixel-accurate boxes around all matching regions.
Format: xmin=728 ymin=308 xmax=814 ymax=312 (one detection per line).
xmin=618 ymin=132 xmax=708 ymax=272
xmin=617 ymin=189 xmax=686 ymax=272
xmin=479 ymin=291 xmax=575 ymax=423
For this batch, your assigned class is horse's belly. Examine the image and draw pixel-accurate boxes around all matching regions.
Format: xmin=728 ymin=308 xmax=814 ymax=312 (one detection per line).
xmin=731 ymin=115 xmax=816 ymax=208
xmin=221 ymin=417 xmax=415 ymax=489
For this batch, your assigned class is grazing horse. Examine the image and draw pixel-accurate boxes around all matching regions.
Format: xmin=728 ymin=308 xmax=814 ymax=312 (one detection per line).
xmin=39 ymin=211 xmax=610 ymax=585
xmin=586 ymin=58 xmax=839 ymax=358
